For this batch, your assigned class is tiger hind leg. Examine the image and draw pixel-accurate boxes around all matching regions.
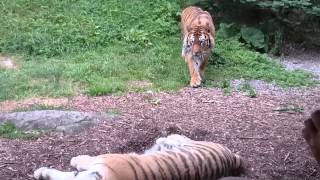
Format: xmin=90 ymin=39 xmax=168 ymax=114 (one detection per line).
xmin=34 ymin=155 xmax=103 ymax=180
xmin=187 ymin=58 xmax=202 ymax=87
xmin=34 ymin=167 xmax=101 ymax=180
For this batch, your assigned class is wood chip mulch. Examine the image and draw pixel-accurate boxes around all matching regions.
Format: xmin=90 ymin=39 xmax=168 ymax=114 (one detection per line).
xmin=0 ymin=87 xmax=320 ymax=180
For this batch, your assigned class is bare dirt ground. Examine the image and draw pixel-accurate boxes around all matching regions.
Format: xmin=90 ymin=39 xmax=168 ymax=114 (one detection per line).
xmin=1 ymin=86 xmax=320 ymax=180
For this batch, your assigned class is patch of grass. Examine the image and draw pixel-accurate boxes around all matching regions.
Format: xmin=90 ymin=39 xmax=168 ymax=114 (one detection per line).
xmin=0 ymin=0 xmax=179 ymax=57
xmin=0 ymin=0 xmax=317 ymax=101
xmin=142 ymin=92 xmax=162 ymax=105
xmin=0 ymin=0 xmax=188 ymax=101
xmin=105 ymin=108 xmax=120 ymax=118
xmin=274 ymin=104 xmax=304 ymax=114
xmin=149 ymin=98 xmax=162 ymax=105
xmin=238 ymin=81 xmax=257 ymax=98
xmin=207 ymin=38 xmax=317 ymax=88
xmin=12 ymin=104 xmax=67 ymax=112
xmin=0 ymin=122 xmax=41 ymax=139
xmin=207 ymin=80 xmax=232 ymax=95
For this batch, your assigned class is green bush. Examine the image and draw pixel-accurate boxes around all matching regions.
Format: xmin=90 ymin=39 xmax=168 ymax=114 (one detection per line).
xmin=217 ymin=23 xmax=266 ymax=51
xmin=181 ymin=0 xmax=320 ymax=53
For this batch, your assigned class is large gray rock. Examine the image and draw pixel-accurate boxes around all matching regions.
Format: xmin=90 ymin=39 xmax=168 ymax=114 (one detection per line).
xmin=0 ymin=110 xmax=104 ymax=134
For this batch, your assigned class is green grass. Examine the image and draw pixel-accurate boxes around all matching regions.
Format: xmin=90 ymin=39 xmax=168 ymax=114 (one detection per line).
xmin=238 ymin=81 xmax=257 ymax=98
xmin=12 ymin=104 xmax=67 ymax=112
xmin=0 ymin=0 xmax=317 ymax=101
xmin=105 ymin=108 xmax=120 ymax=118
xmin=274 ymin=104 xmax=304 ymax=114
xmin=0 ymin=122 xmax=41 ymax=139
xmin=206 ymin=38 xmax=317 ymax=87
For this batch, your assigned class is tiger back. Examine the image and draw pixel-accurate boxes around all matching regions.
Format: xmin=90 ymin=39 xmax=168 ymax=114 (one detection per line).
xmin=33 ymin=134 xmax=245 ymax=180
xmin=97 ymin=140 xmax=244 ymax=180
xmin=180 ymin=6 xmax=215 ymax=88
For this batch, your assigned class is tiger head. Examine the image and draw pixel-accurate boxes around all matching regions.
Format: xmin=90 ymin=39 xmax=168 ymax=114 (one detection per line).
xmin=185 ymin=29 xmax=212 ymax=61
xmin=183 ymin=15 xmax=215 ymax=61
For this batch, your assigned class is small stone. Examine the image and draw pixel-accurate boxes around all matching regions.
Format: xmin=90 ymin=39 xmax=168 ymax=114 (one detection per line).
xmin=0 ymin=56 xmax=17 ymax=69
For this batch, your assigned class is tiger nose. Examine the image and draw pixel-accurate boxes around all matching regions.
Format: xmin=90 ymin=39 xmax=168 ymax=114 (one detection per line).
xmin=192 ymin=44 xmax=201 ymax=56
xmin=194 ymin=51 xmax=201 ymax=56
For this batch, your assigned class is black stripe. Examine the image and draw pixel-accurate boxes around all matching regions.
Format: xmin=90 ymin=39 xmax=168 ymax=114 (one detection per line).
xmin=130 ymin=156 xmax=149 ymax=180
xmin=174 ymin=151 xmax=191 ymax=180
xmin=192 ymin=150 xmax=205 ymax=180
xmin=119 ymin=157 xmax=139 ymax=180
xmin=190 ymin=11 xmax=209 ymax=26
xmin=194 ymin=143 xmax=226 ymax=176
xmin=184 ymin=144 xmax=220 ymax=179
xmin=196 ymin=149 xmax=209 ymax=180
xmin=152 ymin=156 xmax=167 ymax=180
xmin=215 ymin=146 xmax=234 ymax=176
xmin=192 ymin=143 xmax=231 ymax=177
xmin=158 ymin=153 xmax=177 ymax=180
xmin=164 ymin=152 xmax=182 ymax=180
xmin=225 ymin=149 xmax=234 ymax=169
xmin=218 ymin=146 xmax=232 ymax=169
xmin=195 ymin=145 xmax=218 ymax=180
xmin=208 ymin=146 xmax=226 ymax=177
xmin=193 ymin=149 xmax=210 ymax=179
xmin=216 ymin=149 xmax=227 ymax=176
xmin=145 ymin=162 xmax=157 ymax=180
xmin=179 ymin=148 xmax=200 ymax=180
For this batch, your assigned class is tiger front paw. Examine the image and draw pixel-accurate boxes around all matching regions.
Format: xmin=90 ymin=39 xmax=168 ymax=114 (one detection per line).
xmin=190 ymin=77 xmax=202 ymax=88
xmin=34 ymin=167 xmax=50 ymax=180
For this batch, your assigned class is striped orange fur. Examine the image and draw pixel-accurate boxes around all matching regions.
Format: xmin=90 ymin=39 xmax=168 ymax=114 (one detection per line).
xmin=181 ymin=6 xmax=215 ymax=87
xmin=34 ymin=134 xmax=245 ymax=180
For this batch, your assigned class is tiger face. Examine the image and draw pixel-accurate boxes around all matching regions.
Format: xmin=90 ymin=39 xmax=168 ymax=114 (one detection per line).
xmin=185 ymin=30 xmax=212 ymax=61
xmin=34 ymin=134 xmax=245 ymax=180
xmin=181 ymin=6 xmax=215 ymax=88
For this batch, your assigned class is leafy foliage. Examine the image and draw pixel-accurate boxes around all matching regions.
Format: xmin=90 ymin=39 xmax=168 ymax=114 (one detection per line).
xmin=240 ymin=0 xmax=320 ymax=16
xmin=240 ymin=27 xmax=265 ymax=49
xmin=182 ymin=0 xmax=320 ymax=52
xmin=217 ymin=23 xmax=266 ymax=50
xmin=215 ymin=23 xmax=240 ymax=39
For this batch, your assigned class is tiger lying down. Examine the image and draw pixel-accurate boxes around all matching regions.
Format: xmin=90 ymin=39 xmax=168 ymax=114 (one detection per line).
xmin=34 ymin=134 xmax=245 ymax=180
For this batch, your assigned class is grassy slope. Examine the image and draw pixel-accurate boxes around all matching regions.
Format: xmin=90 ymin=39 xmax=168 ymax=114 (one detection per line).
xmin=0 ymin=0 xmax=316 ymax=101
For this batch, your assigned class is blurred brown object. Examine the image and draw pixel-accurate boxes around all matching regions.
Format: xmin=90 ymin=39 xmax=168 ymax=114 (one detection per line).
xmin=302 ymin=110 xmax=320 ymax=162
